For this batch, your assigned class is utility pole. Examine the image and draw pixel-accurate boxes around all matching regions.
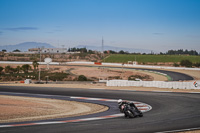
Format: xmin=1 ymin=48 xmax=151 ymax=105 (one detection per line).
xmin=102 ymin=37 xmax=104 ymax=54
xmin=101 ymin=37 xmax=104 ymax=60
xmin=38 ymin=48 xmax=42 ymax=82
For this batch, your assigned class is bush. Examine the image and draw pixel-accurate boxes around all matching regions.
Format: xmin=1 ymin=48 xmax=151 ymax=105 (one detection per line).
xmin=128 ymin=75 xmax=150 ymax=80
xmin=41 ymin=72 xmax=69 ymax=81
xmin=173 ymin=63 xmax=179 ymax=67
xmin=193 ymin=62 xmax=200 ymax=67
xmin=0 ymin=67 xmax=3 ymax=73
xmin=180 ymin=60 xmax=193 ymax=67
xmin=78 ymin=75 xmax=87 ymax=81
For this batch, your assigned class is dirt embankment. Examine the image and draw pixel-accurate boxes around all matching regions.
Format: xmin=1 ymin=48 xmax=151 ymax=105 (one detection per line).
xmin=0 ymin=95 xmax=108 ymax=123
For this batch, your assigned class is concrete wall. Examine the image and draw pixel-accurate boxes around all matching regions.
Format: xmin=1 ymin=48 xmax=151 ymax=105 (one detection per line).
xmin=107 ymin=80 xmax=200 ymax=89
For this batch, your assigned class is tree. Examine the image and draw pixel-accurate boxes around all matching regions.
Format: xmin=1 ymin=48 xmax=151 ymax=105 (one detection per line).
xmin=21 ymin=64 xmax=31 ymax=73
xmin=78 ymin=75 xmax=87 ymax=81
xmin=0 ymin=66 xmax=4 ymax=73
xmin=2 ymin=49 xmax=7 ymax=52
xmin=104 ymin=51 xmax=108 ymax=54
xmin=109 ymin=50 xmax=117 ymax=54
xmin=166 ymin=49 xmax=199 ymax=55
xmin=32 ymin=60 xmax=39 ymax=72
xmin=80 ymin=48 xmax=87 ymax=53
xmin=5 ymin=66 xmax=12 ymax=73
xmin=119 ymin=50 xmax=125 ymax=54
xmin=88 ymin=50 xmax=94 ymax=54
xmin=16 ymin=66 xmax=21 ymax=73
xmin=13 ymin=49 xmax=21 ymax=52
xmin=180 ymin=60 xmax=193 ymax=67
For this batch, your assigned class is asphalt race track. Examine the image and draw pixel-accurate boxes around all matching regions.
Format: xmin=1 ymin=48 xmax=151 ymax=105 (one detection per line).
xmin=0 ymin=85 xmax=200 ymax=133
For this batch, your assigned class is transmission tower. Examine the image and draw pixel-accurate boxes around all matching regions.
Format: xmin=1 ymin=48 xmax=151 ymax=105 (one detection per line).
xmin=102 ymin=37 xmax=104 ymax=53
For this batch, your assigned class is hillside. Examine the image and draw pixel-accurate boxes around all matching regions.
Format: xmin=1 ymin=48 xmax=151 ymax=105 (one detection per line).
xmin=0 ymin=42 xmax=55 ymax=52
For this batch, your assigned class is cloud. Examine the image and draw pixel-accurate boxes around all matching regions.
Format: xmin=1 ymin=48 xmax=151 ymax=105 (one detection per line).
xmin=4 ymin=27 xmax=38 ymax=31
xmin=152 ymin=33 xmax=164 ymax=35
xmin=0 ymin=31 xmax=3 ymax=35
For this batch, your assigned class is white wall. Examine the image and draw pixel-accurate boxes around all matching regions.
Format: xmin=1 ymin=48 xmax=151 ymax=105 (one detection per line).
xmin=107 ymin=80 xmax=200 ymax=89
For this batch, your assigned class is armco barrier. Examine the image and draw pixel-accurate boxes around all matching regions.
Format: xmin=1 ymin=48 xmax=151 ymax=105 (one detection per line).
xmin=106 ymin=80 xmax=200 ymax=89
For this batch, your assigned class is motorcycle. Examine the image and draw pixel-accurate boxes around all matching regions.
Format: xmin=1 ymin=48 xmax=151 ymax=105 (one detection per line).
xmin=121 ymin=103 xmax=143 ymax=118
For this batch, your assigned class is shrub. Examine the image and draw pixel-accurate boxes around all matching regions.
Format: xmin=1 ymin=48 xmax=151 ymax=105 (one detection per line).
xmin=21 ymin=64 xmax=31 ymax=73
xmin=5 ymin=66 xmax=12 ymax=73
xmin=0 ymin=67 xmax=3 ymax=73
xmin=128 ymin=75 xmax=150 ymax=80
xmin=180 ymin=60 xmax=193 ymax=67
xmin=193 ymin=62 xmax=200 ymax=67
xmin=173 ymin=63 xmax=179 ymax=67
xmin=78 ymin=75 xmax=87 ymax=81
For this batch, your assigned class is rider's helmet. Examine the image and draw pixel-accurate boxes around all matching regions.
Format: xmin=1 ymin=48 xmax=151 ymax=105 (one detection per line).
xmin=118 ymin=99 xmax=122 ymax=105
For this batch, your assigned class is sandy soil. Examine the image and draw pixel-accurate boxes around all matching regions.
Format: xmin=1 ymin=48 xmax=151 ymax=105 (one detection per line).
xmin=108 ymin=68 xmax=168 ymax=81
xmin=0 ymin=95 xmax=108 ymax=123
xmin=70 ymin=66 xmax=154 ymax=80
xmin=179 ymin=131 xmax=200 ymax=133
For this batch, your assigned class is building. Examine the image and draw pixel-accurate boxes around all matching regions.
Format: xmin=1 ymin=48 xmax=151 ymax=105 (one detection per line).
xmin=42 ymin=48 xmax=68 ymax=53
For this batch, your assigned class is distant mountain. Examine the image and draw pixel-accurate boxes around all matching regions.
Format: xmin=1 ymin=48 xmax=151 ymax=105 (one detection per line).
xmin=0 ymin=42 xmax=55 ymax=52
xmin=77 ymin=45 xmax=153 ymax=53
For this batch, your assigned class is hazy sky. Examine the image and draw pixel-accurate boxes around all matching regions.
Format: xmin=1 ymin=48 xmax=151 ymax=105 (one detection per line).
xmin=0 ymin=0 xmax=200 ymax=52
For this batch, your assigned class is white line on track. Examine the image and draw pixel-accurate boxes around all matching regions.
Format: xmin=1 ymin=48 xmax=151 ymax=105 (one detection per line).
xmin=155 ymin=127 xmax=200 ymax=133
xmin=35 ymin=121 xmax=65 ymax=125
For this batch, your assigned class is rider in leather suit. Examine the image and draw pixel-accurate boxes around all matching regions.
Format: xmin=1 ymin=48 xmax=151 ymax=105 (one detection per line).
xmin=118 ymin=99 xmax=139 ymax=116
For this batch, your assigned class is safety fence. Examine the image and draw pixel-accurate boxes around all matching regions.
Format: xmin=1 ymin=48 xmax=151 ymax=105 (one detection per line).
xmin=106 ymin=80 xmax=200 ymax=89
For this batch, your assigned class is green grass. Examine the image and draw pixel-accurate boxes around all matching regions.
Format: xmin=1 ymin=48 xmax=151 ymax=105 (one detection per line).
xmin=104 ymin=54 xmax=200 ymax=63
